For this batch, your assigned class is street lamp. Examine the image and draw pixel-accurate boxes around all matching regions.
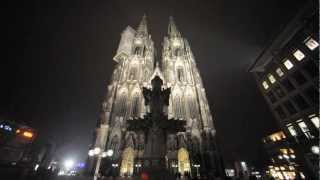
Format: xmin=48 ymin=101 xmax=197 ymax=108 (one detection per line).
xmin=101 ymin=152 xmax=108 ymax=158
xmin=311 ymin=146 xmax=320 ymax=155
xmin=106 ymin=149 xmax=114 ymax=157
xmin=94 ymin=147 xmax=101 ymax=155
xmin=172 ymin=164 xmax=178 ymax=168
xmin=172 ymin=163 xmax=178 ymax=174
xmin=193 ymin=164 xmax=200 ymax=177
xmin=135 ymin=163 xmax=142 ymax=174
xmin=88 ymin=149 xmax=95 ymax=157
xmin=88 ymin=148 xmax=114 ymax=180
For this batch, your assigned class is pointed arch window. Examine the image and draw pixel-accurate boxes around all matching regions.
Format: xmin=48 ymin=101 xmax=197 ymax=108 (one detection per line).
xmin=131 ymin=93 xmax=140 ymax=118
xmin=143 ymin=70 xmax=149 ymax=82
xmin=129 ymin=66 xmax=138 ymax=80
xmin=174 ymin=48 xmax=182 ymax=57
xmin=112 ymin=69 xmax=119 ymax=81
xmin=177 ymin=67 xmax=185 ymax=82
xmin=117 ymin=92 xmax=127 ymax=116
xmin=187 ymin=94 xmax=198 ymax=119
xmin=133 ymin=45 xmax=144 ymax=56
xmin=110 ymin=135 xmax=120 ymax=153
xmin=174 ymin=94 xmax=185 ymax=119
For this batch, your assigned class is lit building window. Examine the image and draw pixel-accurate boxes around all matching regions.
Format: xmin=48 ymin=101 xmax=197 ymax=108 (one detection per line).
xmin=276 ymin=68 xmax=284 ymax=77
xmin=289 ymin=166 xmax=295 ymax=170
xmin=286 ymin=124 xmax=297 ymax=136
xmin=293 ymin=49 xmax=305 ymax=61
xmin=309 ymin=114 xmax=319 ymax=128
xmin=268 ymin=131 xmax=286 ymax=142
xmin=297 ymin=120 xmax=314 ymax=139
xmin=283 ymin=59 xmax=294 ymax=70
xmin=305 ymin=37 xmax=319 ymax=50
xmin=268 ymin=74 xmax=276 ymax=84
xmin=262 ymin=81 xmax=269 ymax=90
xmin=289 ymin=148 xmax=294 ymax=153
xmin=280 ymin=148 xmax=288 ymax=154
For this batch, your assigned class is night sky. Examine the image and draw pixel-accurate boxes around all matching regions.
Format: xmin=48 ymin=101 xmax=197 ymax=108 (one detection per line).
xmin=4 ymin=0 xmax=307 ymax=168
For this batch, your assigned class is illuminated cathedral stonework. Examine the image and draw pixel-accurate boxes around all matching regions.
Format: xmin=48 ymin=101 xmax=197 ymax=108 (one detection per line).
xmin=90 ymin=15 xmax=223 ymax=178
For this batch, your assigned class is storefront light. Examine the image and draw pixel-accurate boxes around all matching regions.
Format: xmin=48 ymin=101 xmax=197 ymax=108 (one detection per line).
xmin=283 ymin=154 xmax=289 ymax=159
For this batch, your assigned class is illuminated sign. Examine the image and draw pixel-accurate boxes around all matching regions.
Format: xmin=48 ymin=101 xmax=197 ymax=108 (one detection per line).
xmin=23 ymin=131 xmax=34 ymax=138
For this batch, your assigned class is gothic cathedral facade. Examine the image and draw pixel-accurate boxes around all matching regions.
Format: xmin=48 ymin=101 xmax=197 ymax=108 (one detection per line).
xmin=89 ymin=15 xmax=223 ymax=178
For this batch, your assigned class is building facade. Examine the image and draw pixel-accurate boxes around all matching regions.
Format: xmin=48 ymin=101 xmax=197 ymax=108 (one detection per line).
xmin=250 ymin=2 xmax=319 ymax=179
xmin=0 ymin=119 xmax=36 ymax=165
xmin=88 ymin=16 xmax=223 ymax=178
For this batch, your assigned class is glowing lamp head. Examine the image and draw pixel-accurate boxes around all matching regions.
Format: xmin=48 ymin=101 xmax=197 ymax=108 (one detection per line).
xmin=101 ymin=152 xmax=107 ymax=158
xmin=88 ymin=149 xmax=95 ymax=157
xmin=311 ymin=146 xmax=320 ymax=154
xmin=64 ymin=159 xmax=74 ymax=170
xmin=106 ymin=149 xmax=114 ymax=157
xmin=93 ymin=147 xmax=101 ymax=155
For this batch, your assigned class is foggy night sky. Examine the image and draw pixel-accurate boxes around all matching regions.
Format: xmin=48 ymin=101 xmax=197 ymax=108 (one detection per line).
xmin=4 ymin=0 xmax=308 ymax=167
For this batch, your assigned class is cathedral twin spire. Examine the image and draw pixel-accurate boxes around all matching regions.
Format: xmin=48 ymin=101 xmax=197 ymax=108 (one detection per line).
xmin=135 ymin=15 xmax=181 ymax=37
xmin=168 ymin=16 xmax=181 ymax=38
xmin=136 ymin=14 xmax=148 ymax=36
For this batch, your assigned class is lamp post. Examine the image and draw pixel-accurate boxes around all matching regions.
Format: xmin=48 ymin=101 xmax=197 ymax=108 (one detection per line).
xmin=135 ymin=163 xmax=142 ymax=174
xmin=88 ymin=148 xmax=114 ymax=180
xmin=112 ymin=163 xmax=119 ymax=177
xmin=172 ymin=163 xmax=178 ymax=174
xmin=193 ymin=164 xmax=200 ymax=177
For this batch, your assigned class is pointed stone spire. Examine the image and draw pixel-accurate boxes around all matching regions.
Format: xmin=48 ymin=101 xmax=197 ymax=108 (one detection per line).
xmin=168 ymin=16 xmax=181 ymax=38
xmin=137 ymin=14 xmax=148 ymax=36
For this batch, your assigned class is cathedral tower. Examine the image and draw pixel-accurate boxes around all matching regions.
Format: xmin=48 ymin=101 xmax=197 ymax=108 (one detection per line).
xmin=88 ymin=16 xmax=224 ymax=178
xmin=162 ymin=17 xmax=220 ymax=176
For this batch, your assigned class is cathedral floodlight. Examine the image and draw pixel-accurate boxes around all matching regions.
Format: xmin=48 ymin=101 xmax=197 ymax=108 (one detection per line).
xmin=64 ymin=159 xmax=74 ymax=170
xmin=172 ymin=38 xmax=181 ymax=47
xmin=134 ymin=38 xmax=143 ymax=45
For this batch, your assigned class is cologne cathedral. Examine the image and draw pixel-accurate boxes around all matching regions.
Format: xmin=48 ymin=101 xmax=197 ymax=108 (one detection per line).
xmin=88 ymin=15 xmax=224 ymax=179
